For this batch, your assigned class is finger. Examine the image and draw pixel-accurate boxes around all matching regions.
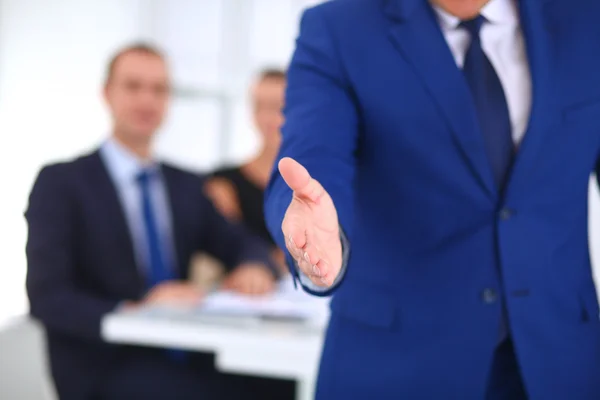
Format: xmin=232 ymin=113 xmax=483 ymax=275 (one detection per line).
xmin=285 ymin=231 xmax=306 ymax=260
xmin=174 ymin=289 xmax=202 ymax=303
xmin=256 ymin=277 xmax=272 ymax=295
xmin=315 ymin=258 xmax=334 ymax=287
xmin=302 ymin=256 xmax=333 ymax=288
xmin=301 ymin=241 xmax=322 ymax=267
xmin=145 ymin=285 xmax=170 ymax=302
xmin=249 ymin=281 xmax=262 ymax=296
xmin=297 ymin=257 xmax=328 ymax=288
xmin=282 ymin=204 xmax=311 ymax=251
xmin=180 ymin=295 xmax=202 ymax=306
xmin=278 ymin=157 xmax=325 ymax=204
xmin=265 ymin=276 xmax=275 ymax=292
xmin=174 ymin=285 xmax=201 ymax=296
xmin=185 ymin=289 xmax=203 ymax=301
xmin=296 ymin=239 xmax=328 ymax=277
xmin=249 ymin=275 xmax=262 ymax=295
xmin=229 ymin=274 xmax=248 ymax=294
xmin=221 ymin=276 xmax=235 ymax=290
xmin=145 ymin=283 xmax=168 ymax=299
xmin=238 ymin=276 xmax=254 ymax=295
xmin=240 ymin=282 xmax=252 ymax=295
xmin=310 ymin=274 xmax=330 ymax=288
xmin=227 ymin=277 xmax=243 ymax=292
xmin=148 ymin=290 xmax=202 ymax=306
xmin=151 ymin=282 xmax=187 ymax=296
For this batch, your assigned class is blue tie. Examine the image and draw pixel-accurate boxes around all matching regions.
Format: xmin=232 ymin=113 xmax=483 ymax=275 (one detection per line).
xmin=136 ymin=169 xmax=175 ymax=288
xmin=462 ymin=16 xmax=510 ymax=342
xmin=461 ymin=16 xmax=514 ymax=189
xmin=137 ymin=170 xmax=186 ymax=362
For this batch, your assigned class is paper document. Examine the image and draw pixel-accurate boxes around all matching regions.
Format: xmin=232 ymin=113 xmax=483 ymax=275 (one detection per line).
xmin=125 ymin=277 xmax=330 ymax=328
xmin=198 ymin=277 xmax=330 ymax=322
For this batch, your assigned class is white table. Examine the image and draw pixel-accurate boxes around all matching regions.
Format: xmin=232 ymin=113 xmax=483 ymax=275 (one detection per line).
xmin=101 ymin=290 xmax=328 ymax=400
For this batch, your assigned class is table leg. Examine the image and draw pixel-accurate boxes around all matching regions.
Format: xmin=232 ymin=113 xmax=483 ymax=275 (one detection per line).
xmin=296 ymin=375 xmax=316 ymax=400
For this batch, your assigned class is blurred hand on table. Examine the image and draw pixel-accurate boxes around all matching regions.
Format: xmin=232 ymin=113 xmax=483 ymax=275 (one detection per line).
xmin=121 ymin=264 xmax=276 ymax=311
xmin=122 ymin=282 xmax=203 ymax=310
xmin=222 ymin=263 xmax=276 ymax=296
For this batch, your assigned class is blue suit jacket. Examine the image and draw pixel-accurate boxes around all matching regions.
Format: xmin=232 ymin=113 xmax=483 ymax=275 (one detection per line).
xmin=264 ymin=0 xmax=600 ymax=398
xmin=26 ymin=151 xmax=275 ymax=399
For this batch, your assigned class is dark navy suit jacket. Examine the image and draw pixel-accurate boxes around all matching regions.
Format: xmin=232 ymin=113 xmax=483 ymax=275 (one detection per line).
xmin=264 ymin=0 xmax=600 ymax=398
xmin=26 ymin=151 xmax=276 ymax=399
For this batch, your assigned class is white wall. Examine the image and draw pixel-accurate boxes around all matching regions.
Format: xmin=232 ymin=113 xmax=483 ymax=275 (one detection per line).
xmin=0 ymin=0 xmax=152 ymax=324
xmin=588 ymin=179 xmax=600 ymax=288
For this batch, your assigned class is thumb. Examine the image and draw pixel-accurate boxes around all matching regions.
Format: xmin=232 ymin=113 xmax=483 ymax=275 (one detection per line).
xmin=278 ymin=157 xmax=325 ymax=203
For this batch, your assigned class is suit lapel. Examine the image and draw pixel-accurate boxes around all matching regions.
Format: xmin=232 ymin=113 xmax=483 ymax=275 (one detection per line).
xmin=384 ymin=0 xmax=497 ymax=198
xmin=505 ymin=0 xmax=559 ymax=198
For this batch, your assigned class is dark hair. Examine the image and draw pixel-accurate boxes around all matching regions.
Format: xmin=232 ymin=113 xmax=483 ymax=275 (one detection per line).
xmin=105 ymin=42 xmax=166 ymax=83
xmin=258 ymin=68 xmax=286 ymax=81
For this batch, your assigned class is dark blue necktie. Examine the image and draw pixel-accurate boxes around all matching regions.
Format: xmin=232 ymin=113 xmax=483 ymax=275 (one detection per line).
xmin=461 ymin=16 xmax=514 ymax=189
xmin=462 ymin=16 xmax=510 ymax=343
xmin=137 ymin=169 xmax=175 ymax=288
xmin=137 ymin=170 xmax=186 ymax=361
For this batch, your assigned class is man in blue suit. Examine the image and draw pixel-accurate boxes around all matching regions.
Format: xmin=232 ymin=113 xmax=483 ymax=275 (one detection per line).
xmin=264 ymin=0 xmax=600 ymax=398
xmin=26 ymin=44 xmax=283 ymax=400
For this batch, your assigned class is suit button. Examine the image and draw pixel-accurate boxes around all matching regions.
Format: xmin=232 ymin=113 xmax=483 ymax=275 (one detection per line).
xmin=481 ymin=288 xmax=498 ymax=304
xmin=499 ymin=208 xmax=514 ymax=220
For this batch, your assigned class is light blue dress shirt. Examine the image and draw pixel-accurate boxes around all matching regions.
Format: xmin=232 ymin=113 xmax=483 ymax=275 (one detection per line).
xmin=99 ymin=137 xmax=178 ymax=277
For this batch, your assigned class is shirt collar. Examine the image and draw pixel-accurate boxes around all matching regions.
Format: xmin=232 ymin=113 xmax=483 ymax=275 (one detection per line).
xmin=100 ymin=136 xmax=159 ymax=185
xmin=431 ymin=0 xmax=519 ymax=30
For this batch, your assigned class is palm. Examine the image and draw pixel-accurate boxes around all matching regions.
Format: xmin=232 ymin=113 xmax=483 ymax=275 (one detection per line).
xmin=279 ymin=158 xmax=343 ymax=286
xmin=290 ymin=192 xmax=339 ymax=247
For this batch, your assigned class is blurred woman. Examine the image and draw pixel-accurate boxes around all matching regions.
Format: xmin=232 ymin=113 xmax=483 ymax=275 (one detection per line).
xmin=206 ymin=68 xmax=287 ymax=274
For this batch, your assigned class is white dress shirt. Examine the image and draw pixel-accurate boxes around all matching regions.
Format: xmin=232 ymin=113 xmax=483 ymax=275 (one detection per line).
xmin=435 ymin=0 xmax=531 ymax=144
xmin=299 ymin=0 xmax=533 ymax=292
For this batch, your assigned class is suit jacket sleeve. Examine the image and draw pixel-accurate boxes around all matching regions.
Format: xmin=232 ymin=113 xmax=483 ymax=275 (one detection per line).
xmin=198 ymin=193 xmax=279 ymax=278
xmin=25 ymin=165 xmax=120 ymax=342
xmin=264 ymin=5 xmax=359 ymax=294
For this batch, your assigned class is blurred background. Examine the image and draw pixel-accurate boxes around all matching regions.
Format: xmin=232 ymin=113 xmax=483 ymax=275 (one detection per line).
xmin=4 ymin=0 xmax=600 ymax=328
xmin=0 ymin=0 xmax=324 ymax=326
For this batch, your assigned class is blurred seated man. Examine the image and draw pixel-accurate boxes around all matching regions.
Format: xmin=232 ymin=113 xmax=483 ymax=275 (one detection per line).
xmin=25 ymin=43 xmax=279 ymax=400
xmin=206 ymin=69 xmax=287 ymax=276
